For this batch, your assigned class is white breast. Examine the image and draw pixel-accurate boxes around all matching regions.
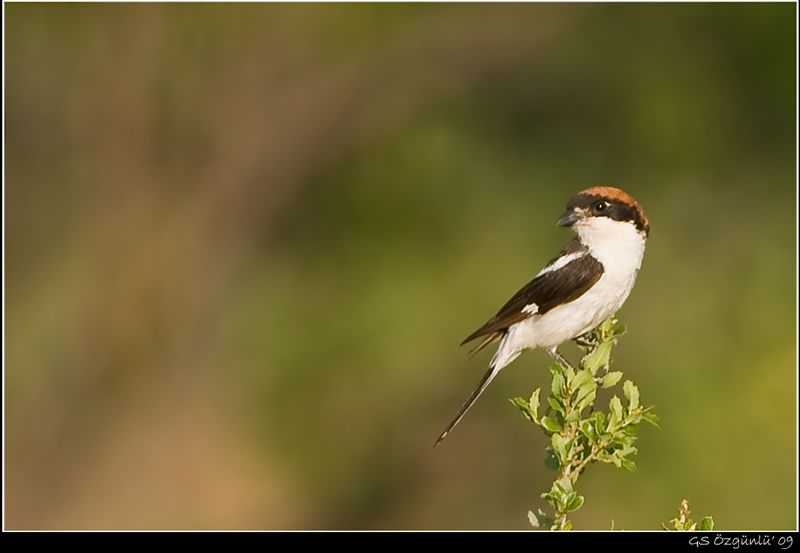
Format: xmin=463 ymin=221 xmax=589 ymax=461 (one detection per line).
xmin=504 ymin=218 xmax=646 ymax=355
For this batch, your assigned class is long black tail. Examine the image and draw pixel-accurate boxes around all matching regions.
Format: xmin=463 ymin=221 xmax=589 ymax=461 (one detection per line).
xmin=434 ymin=364 xmax=500 ymax=446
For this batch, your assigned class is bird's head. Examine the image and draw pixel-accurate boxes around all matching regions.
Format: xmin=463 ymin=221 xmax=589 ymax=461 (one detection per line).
xmin=557 ymin=186 xmax=650 ymax=241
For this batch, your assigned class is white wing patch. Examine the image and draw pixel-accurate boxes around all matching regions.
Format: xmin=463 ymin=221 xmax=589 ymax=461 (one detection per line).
xmin=522 ymin=303 xmax=539 ymax=314
xmin=535 ymin=250 xmax=588 ymax=277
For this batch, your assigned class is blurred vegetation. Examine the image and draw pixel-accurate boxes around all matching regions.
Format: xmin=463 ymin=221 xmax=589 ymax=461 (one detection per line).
xmin=5 ymin=3 xmax=795 ymax=530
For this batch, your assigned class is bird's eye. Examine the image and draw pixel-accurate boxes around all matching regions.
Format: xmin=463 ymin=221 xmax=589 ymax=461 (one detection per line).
xmin=594 ymin=201 xmax=609 ymax=212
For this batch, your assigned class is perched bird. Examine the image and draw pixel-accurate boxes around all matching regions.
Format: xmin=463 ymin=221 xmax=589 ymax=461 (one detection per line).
xmin=436 ymin=186 xmax=649 ymax=445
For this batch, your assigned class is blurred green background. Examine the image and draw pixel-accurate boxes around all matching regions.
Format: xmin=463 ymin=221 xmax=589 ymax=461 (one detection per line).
xmin=5 ymin=3 xmax=796 ymax=530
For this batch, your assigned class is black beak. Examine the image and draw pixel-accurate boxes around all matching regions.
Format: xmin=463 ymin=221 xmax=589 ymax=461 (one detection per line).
xmin=556 ymin=209 xmax=581 ymax=227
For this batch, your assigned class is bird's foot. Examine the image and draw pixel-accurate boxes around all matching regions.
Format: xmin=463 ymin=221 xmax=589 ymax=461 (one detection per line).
xmin=573 ymin=333 xmax=598 ymax=348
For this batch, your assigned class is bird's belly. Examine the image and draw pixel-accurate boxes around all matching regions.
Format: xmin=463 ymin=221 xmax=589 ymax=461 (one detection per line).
xmin=513 ymin=271 xmax=636 ymax=350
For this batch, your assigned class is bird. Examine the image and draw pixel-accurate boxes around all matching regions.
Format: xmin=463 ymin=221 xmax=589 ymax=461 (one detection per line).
xmin=436 ymin=186 xmax=649 ymax=446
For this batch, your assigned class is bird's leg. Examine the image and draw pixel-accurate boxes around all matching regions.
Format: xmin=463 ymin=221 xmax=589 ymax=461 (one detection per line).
xmin=546 ymin=348 xmax=576 ymax=372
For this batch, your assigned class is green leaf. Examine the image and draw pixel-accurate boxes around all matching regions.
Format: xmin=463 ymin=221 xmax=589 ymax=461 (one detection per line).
xmin=623 ymin=380 xmax=640 ymax=411
xmin=699 ymin=516 xmax=715 ymax=531
xmin=601 ymin=371 xmax=623 ymax=388
xmin=541 ymin=416 xmax=562 ymax=433
xmin=530 ymin=388 xmax=541 ymax=423
xmin=510 ymin=397 xmax=534 ymax=422
xmin=551 ymin=433 xmax=570 ymax=464
xmin=626 ymin=413 xmax=643 ymax=425
xmin=571 ymin=369 xmax=593 ymax=391
xmin=579 ymin=419 xmax=598 ymax=441
xmin=583 ymin=341 xmax=612 ymax=375
xmin=510 ymin=396 xmax=528 ymax=410
xmin=620 ymin=458 xmax=637 ymax=471
xmin=565 ymin=494 xmax=585 ymax=513
xmin=550 ymin=369 xmax=565 ymax=400
xmin=609 ymin=395 xmax=623 ymax=427
xmin=618 ymin=425 xmax=638 ymax=438
xmin=574 ymin=386 xmax=597 ymax=413
xmin=550 ymin=362 xmax=566 ymax=378
xmin=611 ymin=434 xmax=632 ymax=449
xmin=565 ymin=366 xmax=576 ymax=382
xmin=574 ymin=369 xmax=598 ymax=407
xmin=642 ymin=412 xmax=660 ymax=428
xmin=548 ymin=395 xmax=565 ymax=414
xmin=592 ymin=411 xmax=607 ymax=432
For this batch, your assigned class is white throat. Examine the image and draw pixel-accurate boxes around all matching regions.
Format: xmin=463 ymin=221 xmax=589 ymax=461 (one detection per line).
xmin=575 ymin=217 xmax=646 ymax=273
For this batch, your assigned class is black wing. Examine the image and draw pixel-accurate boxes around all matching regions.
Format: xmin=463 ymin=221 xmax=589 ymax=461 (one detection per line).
xmin=461 ymin=246 xmax=604 ymax=347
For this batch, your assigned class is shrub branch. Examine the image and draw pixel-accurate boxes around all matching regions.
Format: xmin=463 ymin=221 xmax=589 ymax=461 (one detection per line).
xmin=511 ymin=317 xmax=659 ymax=530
